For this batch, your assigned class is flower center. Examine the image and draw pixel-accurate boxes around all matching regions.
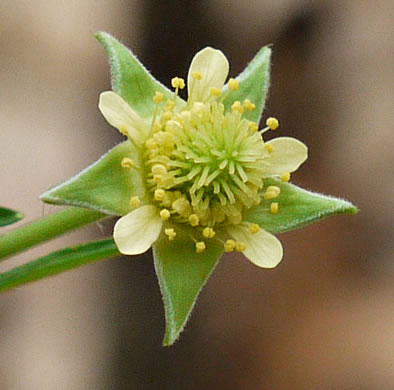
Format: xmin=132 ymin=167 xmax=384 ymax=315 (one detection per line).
xmin=144 ymin=95 xmax=271 ymax=228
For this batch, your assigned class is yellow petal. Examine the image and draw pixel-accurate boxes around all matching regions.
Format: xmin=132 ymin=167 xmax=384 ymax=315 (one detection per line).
xmin=187 ymin=47 xmax=229 ymax=103
xmin=113 ymin=205 xmax=162 ymax=255
xmin=264 ymin=137 xmax=308 ymax=176
xmin=99 ymin=91 xmax=149 ymax=146
xmin=227 ymin=225 xmax=283 ymax=268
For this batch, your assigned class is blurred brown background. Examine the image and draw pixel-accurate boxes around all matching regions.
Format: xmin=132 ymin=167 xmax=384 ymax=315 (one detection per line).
xmin=0 ymin=1 xmax=393 ymax=389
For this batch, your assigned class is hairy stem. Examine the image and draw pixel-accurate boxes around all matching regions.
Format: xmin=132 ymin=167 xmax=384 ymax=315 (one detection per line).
xmin=0 ymin=207 xmax=106 ymax=261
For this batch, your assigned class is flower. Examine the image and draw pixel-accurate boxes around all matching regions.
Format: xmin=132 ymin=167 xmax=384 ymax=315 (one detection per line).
xmin=99 ymin=47 xmax=307 ymax=268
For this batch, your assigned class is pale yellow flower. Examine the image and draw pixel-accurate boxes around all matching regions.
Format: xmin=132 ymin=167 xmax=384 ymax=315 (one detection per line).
xmin=99 ymin=47 xmax=308 ymax=268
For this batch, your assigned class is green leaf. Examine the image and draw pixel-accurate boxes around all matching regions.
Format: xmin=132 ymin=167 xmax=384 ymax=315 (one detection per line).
xmin=223 ymin=46 xmax=271 ymax=123
xmin=40 ymin=141 xmax=147 ymax=216
xmin=0 ymin=207 xmax=23 ymax=227
xmin=95 ymin=32 xmax=185 ymax=119
xmin=153 ymin=226 xmax=224 ymax=346
xmin=246 ymin=178 xmax=359 ymax=234
xmin=0 ymin=238 xmax=119 ymax=293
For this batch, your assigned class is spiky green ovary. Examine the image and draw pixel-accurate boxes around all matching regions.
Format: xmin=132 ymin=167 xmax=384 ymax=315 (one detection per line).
xmin=144 ymin=101 xmax=270 ymax=228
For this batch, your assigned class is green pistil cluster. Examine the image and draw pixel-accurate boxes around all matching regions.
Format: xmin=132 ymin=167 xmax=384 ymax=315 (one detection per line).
xmin=144 ymin=93 xmax=271 ymax=229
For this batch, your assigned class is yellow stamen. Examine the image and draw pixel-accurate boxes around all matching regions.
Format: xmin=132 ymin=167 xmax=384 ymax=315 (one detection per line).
xmin=154 ymin=189 xmax=165 ymax=201
xmin=160 ymin=208 xmax=171 ymax=221
xmin=153 ymin=91 xmax=164 ymax=104
xmin=231 ymin=101 xmax=244 ymax=113
xmin=263 ymin=185 xmax=281 ymax=200
xmin=129 ymin=196 xmax=141 ymax=209
xmin=210 ymin=87 xmax=222 ymax=97
xmin=281 ymin=172 xmax=291 ymax=182
xmin=189 ymin=214 xmax=200 ymax=227
xmin=235 ymin=241 xmax=246 ymax=252
xmin=120 ymin=124 xmax=129 ymax=136
xmin=121 ymin=157 xmax=135 ymax=169
xmin=270 ymin=202 xmax=279 ymax=214
xmin=249 ymin=223 xmax=261 ymax=234
xmin=202 ymin=227 xmax=216 ymax=239
xmin=191 ymin=72 xmax=203 ymax=80
xmin=224 ymin=239 xmax=236 ymax=252
xmin=265 ymin=143 xmax=273 ymax=153
xmin=152 ymin=164 xmax=167 ymax=176
xmin=228 ymin=78 xmax=240 ymax=91
xmin=162 ymin=111 xmax=172 ymax=121
xmin=152 ymin=121 xmax=162 ymax=133
xmin=171 ymin=77 xmax=185 ymax=89
xmin=196 ymin=241 xmax=206 ymax=253
xmin=165 ymin=228 xmax=176 ymax=241
xmin=165 ymin=100 xmax=176 ymax=112
xmin=266 ymin=117 xmax=279 ymax=130
xmin=243 ymin=99 xmax=256 ymax=111
xmin=248 ymin=121 xmax=259 ymax=133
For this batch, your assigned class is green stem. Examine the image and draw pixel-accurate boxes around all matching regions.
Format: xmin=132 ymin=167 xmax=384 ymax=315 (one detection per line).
xmin=0 ymin=207 xmax=106 ymax=261
xmin=0 ymin=238 xmax=119 ymax=293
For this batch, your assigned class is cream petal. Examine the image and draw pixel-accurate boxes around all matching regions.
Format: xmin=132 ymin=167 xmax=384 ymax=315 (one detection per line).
xmin=187 ymin=47 xmax=229 ymax=103
xmin=99 ymin=91 xmax=149 ymax=145
xmin=264 ymin=137 xmax=308 ymax=176
xmin=227 ymin=225 xmax=283 ymax=268
xmin=113 ymin=205 xmax=162 ymax=255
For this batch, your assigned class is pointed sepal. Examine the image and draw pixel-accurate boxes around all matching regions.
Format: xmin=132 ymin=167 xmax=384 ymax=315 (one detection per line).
xmin=153 ymin=226 xmax=223 ymax=346
xmin=245 ymin=178 xmax=359 ymax=234
xmin=95 ymin=32 xmax=185 ymax=119
xmin=223 ymin=46 xmax=271 ymax=123
xmin=0 ymin=207 xmax=24 ymax=227
xmin=40 ymin=141 xmax=147 ymax=216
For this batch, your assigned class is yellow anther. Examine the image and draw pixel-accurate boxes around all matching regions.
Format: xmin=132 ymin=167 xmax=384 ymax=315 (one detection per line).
xmin=120 ymin=124 xmax=129 ymax=136
xmin=171 ymin=77 xmax=185 ymax=89
xmin=146 ymin=138 xmax=158 ymax=150
xmin=153 ymin=174 xmax=165 ymax=186
xmin=263 ymin=185 xmax=281 ymax=200
xmin=249 ymin=223 xmax=261 ymax=234
xmin=224 ymin=239 xmax=236 ymax=252
xmin=129 ymin=196 xmax=141 ymax=209
xmin=281 ymin=172 xmax=291 ymax=182
xmin=189 ymin=214 xmax=200 ymax=227
xmin=270 ymin=202 xmax=279 ymax=214
xmin=243 ymin=99 xmax=256 ymax=111
xmin=248 ymin=121 xmax=259 ymax=132
xmin=202 ymin=227 xmax=216 ymax=239
xmin=231 ymin=100 xmax=244 ymax=113
xmin=151 ymin=164 xmax=167 ymax=176
xmin=266 ymin=117 xmax=279 ymax=130
xmin=164 ymin=100 xmax=176 ymax=111
xmin=210 ymin=87 xmax=222 ymax=97
xmin=160 ymin=208 xmax=171 ymax=221
xmin=121 ymin=157 xmax=135 ymax=169
xmin=154 ymin=188 xmax=166 ymax=201
xmin=192 ymin=71 xmax=203 ymax=80
xmin=165 ymin=228 xmax=176 ymax=241
xmin=153 ymin=91 xmax=164 ymax=104
xmin=172 ymin=197 xmax=191 ymax=217
xmin=265 ymin=143 xmax=273 ymax=153
xmin=235 ymin=241 xmax=246 ymax=252
xmin=228 ymin=78 xmax=240 ymax=91
xmin=196 ymin=241 xmax=206 ymax=253
xmin=152 ymin=121 xmax=162 ymax=133
xmin=162 ymin=111 xmax=172 ymax=121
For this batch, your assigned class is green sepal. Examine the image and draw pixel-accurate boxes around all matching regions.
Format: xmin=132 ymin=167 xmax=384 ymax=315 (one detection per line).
xmin=223 ymin=46 xmax=271 ymax=123
xmin=153 ymin=226 xmax=224 ymax=346
xmin=0 ymin=207 xmax=24 ymax=227
xmin=40 ymin=141 xmax=147 ymax=216
xmin=246 ymin=178 xmax=359 ymax=234
xmin=0 ymin=238 xmax=119 ymax=293
xmin=96 ymin=32 xmax=185 ymax=119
